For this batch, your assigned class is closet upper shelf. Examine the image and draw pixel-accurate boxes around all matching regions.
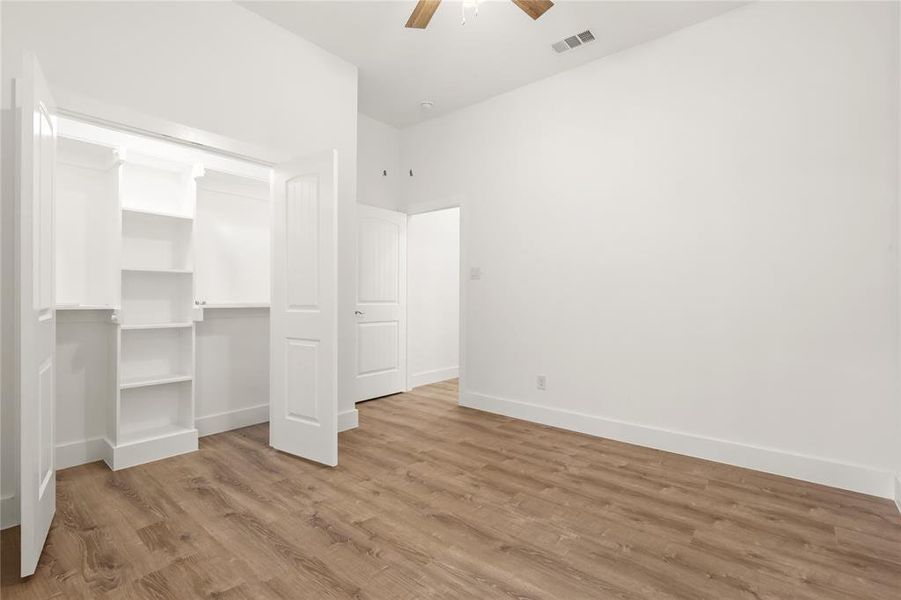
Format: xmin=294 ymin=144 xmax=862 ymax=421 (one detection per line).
xmin=122 ymin=267 xmax=193 ymax=275
xmin=56 ymin=304 xmax=117 ymax=311
xmin=58 ymin=137 xmax=121 ymax=171
xmin=120 ymin=322 xmax=194 ymax=331
xmin=121 ymin=207 xmax=194 ymax=221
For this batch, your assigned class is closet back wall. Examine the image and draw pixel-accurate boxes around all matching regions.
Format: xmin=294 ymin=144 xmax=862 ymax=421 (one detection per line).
xmin=1 ymin=1 xmax=357 ymax=526
xmin=195 ymin=311 xmax=269 ymax=436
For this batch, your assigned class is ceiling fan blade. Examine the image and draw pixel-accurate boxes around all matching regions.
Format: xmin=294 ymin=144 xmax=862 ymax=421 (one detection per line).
xmin=406 ymin=0 xmax=442 ymax=29
xmin=511 ymin=0 xmax=554 ymax=20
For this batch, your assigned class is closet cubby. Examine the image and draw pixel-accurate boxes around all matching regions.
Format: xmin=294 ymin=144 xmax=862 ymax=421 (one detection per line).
xmin=55 ymin=137 xmax=121 ymax=309
xmin=121 ymin=270 xmax=194 ymax=326
xmin=194 ymin=170 xmax=270 ymax=307
xmin=122 ymin=210 xmax=194 ymax=272
xmin=119 ymin=382 xmax=193 ymax=441
xmin=115 ymin=381 xmax=196 ymax=469
xmin=120 ymin=327 xmax=193 ymax=389
xmin=120 ymin=152 xmax=197 ymax=218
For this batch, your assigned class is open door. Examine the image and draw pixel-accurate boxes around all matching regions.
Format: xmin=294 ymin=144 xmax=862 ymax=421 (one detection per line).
xmin=269 ymin=151 xmax=338 ymax=466
xmin=354 ymin=205 xmax=407 ymax=401
xmin=16 ymin=53 xmax=57 ymax=577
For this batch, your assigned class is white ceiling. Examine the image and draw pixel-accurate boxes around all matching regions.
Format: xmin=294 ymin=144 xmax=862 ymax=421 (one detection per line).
xmin=241 ymin=1 xmax=746 ymax=128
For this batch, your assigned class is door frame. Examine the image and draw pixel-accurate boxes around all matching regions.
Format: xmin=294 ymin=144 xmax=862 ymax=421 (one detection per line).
xmin=52 ymin=87 xmax=285 ymax=167
xmin=404 ymin=200 xmax=465 ymax=404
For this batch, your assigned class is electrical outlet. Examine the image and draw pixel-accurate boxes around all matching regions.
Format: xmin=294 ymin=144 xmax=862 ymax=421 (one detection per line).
xmin=470 ymin=266 xmax=482 ymax=280
xmin=536 ymin=375 xmax=547 ymax=391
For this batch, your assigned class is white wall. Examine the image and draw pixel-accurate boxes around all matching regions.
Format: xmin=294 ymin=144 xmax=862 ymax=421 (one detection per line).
xmin=54 ymin=313 xmax=114 ymax=470
xmin=358 ymin=114 xmax=401 ymax=210
xmin=195 ymin=310 xmax=269 ymax=436
xmin=407 ymin=208 xmax=460 ymax=388
xmin=1 ymin=0 xmax=358 ymax=526
xmin=400 ymin=1 xmax=901 ymax=497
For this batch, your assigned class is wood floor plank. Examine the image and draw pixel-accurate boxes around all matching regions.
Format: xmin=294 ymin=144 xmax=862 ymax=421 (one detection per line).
xmin=2 ymin=379 xmax=899 ymax=599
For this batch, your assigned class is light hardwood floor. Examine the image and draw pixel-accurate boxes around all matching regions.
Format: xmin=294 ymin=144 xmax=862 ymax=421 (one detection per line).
xmin=2 ymin=379 xmax=900 ymax=599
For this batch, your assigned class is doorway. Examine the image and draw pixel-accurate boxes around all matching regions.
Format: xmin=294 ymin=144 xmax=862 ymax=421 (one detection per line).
xmin=406 ymin=207 xmax=461 ymax=391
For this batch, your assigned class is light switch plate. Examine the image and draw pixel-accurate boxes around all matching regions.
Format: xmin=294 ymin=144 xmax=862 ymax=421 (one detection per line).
xmin=470 ymin=267 xmax=482 ymax=280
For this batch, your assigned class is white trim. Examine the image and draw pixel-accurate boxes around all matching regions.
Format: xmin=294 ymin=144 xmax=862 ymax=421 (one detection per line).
xmin=403 ymin=201 xmax=466 ymax=402
xmin=53 ymin=87 xmax=286 ymax=166
xmin=408 ymin=367 xmax=459 ymax=390
xmin=56 ymin=437 xmax=107 ymax=470
xmin=110 ymin=429 xmax=198 ymax=471
xmin=196 ymin=404 xmax=269 ymax=437
xmin=894 ymin=475 xmax=901 ymax=515
xmin=461 ymin=390 xmax=896 ymax=499
xmin=339 ymin=408 xmax=359 ymax=432
xmin=402 ymin=195 xmax=465 ymax=216
xmin=1 ymin=495 xmax=19 ymax=530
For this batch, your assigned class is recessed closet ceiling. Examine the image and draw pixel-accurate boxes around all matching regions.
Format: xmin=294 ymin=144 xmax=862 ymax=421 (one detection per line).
xmin=240 ymin=0 xmax=746 ymax=127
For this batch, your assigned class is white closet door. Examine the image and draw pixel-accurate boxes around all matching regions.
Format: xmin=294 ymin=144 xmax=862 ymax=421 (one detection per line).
xmin=269 ymin=151 xmax=338 ymax=466
xmin=16 ymin=54 xmax=57 ymax=577
xmin=354 ymin=205 xmax=407 ymax=402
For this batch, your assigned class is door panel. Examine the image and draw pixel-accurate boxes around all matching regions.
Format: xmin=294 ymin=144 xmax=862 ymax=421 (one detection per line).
xmin=17 ymin=53 xmax=57 ymax=577
xmin=354 ymin=205 xmax=406 ymax=401
xmin=357 ymin=218 xmax=399 ymax=303
xmin=269 ymin=151 xmax=338 ymax=466
xmin=357 ymin=321 xmax=399 ymax=375
xmin=285 ymin=176 xmax=320 ymax=309
xmin=284 ymin=338 xmax=320 ymax=424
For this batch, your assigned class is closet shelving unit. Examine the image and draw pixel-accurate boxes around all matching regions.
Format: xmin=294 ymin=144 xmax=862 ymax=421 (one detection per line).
xmin=111 ymin=152 xmax=203 ymax=469
xmin=55 ymin=117 xmax=272 ymax=471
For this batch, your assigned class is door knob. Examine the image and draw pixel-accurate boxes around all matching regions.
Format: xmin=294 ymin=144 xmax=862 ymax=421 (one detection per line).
xmin=355 ymin=311 xmax=365 ymax=316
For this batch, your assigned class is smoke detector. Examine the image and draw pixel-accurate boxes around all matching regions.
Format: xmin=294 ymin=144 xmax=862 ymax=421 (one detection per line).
xmin=420 ymin=100 xmax=435 ymax=110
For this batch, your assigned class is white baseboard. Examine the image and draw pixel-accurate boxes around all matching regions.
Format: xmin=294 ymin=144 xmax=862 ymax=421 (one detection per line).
xmin=461 ymin=391 xmax=896 ymax=500
xmin=408 ymin=366 xmax=459 ymax=390
xmin=56 ymin=437 xmax=108 ymax=470
xmin=894 ymin=476 xmax=901 ymax=515
xmin=196 ymin=404 xmax=269 ymax=437
xmin=110 ymin=430 xmax=197 ymax=471
xmin=339 ymin=408 xmax=359 ymax=432
xmin=1 ymin=494 xmax=19 ymax=530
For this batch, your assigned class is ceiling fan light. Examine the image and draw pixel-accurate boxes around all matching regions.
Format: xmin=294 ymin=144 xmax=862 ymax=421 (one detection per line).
xmin=461 ymin=0 xmax=481 ymax=25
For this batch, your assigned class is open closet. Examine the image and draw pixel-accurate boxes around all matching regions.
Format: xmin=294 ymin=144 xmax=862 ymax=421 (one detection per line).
xmin=54 ymin=118 xmax=272 ymax=470
xmin=14 ymin=54 xmax=339 ymax=576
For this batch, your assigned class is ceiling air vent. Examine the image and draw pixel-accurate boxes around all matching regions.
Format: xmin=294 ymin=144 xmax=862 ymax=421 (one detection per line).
xmin=552 ymin=29 xmax=596 ymax=54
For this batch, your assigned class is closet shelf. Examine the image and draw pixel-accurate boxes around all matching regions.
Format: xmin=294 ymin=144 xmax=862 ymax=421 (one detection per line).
xmin=120 ymin=322 xmax=194 ymax=331
xmin=122 ymin=207 xmax=194 ymax=221
xmin=120 ymin=374 xmax=193 ymax=390
xmin=122 ymin=267 xmax=193 ymax=275
xmin=56 ymin=304 xmax=117 ymax=311
xmin=200 ymin=302 xmax=270 ymax=309
xmin=118 ymin=424 xmax=196 ymax=447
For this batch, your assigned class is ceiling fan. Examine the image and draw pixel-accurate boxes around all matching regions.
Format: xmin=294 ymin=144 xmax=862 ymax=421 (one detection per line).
xmin=405 ymin=0 xmax=554 ymax=29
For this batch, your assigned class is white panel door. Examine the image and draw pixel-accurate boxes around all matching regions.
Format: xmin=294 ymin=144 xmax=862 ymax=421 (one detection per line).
xmin=17 ymin=54 xmax=57 ymax=577
xmin=269 ymin=151 xmax=338 ymax=466
xmin=354 ymin=205 xmax=407 ymax=401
